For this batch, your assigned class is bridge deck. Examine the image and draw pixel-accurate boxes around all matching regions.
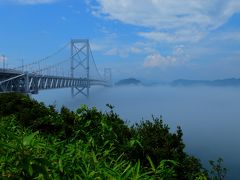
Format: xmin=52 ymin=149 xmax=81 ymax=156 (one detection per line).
xmin=0 ymin=69 xmax=109 ymax=94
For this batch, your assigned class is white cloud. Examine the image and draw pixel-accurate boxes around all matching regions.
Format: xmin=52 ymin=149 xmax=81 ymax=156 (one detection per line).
xmin=139 ymin=29 xmax=206 ymax=43
xmin=92 ymin=0 xmax=240 ymax=43
xmin=61 ymin=16 xmax=67 ymax=21
xmin=104 ymin=47 xmax=141 ymax=57
xmin=0 ymin=55 xmax=7 ymax=62
xmin=144 ymin=53 xmax=177 ymax=67
xmin=90 ymin=42 xmax=106 ymax=51
xmin=105 ymin=48 xmax=119 ymax=56
xmin=144 ymin=45 xmax=188 ymax=68
xmin=92 ymin=39 xmax=156 ymax=57
xmin=210 ymin=31 xmax=240 ymax=42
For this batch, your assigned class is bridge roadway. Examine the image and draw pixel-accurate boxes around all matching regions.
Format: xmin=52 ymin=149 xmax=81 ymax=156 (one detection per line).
xmin=0 ymin=68 xmax=109 ymax=94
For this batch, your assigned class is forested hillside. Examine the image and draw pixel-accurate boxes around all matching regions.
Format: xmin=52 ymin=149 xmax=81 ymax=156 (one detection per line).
xmin=0 ymin=93 xmax=226 ymax=179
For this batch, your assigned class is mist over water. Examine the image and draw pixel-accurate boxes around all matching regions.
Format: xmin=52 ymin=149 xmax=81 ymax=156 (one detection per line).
xmin=33 ymin=86 xmax=240 ymax=179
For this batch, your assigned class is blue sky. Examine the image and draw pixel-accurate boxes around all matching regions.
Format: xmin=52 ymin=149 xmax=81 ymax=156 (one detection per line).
xmin=0 ymin=0 xmax=240 ymax=81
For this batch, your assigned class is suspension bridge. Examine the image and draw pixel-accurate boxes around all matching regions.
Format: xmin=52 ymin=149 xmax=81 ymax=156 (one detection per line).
xmin=0 ymin=39 xmax=112 ymax=97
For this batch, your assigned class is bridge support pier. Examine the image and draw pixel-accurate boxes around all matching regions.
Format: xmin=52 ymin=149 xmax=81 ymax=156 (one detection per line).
xmin=71 ymin=86 xmax=89 ymax=98
xmin=25 ymin=72 xmax=29 ymax=93
xmin=70 ymin=39 xmax=90 ymax=98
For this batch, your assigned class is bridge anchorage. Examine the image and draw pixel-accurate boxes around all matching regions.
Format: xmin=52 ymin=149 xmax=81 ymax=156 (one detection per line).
xmin=0 ymin=39 xmax=112 ymax=97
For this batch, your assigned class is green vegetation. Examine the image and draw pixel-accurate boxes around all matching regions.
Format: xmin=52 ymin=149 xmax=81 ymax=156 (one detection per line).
xmin=0 ymin=93 xmax=226 ymax=179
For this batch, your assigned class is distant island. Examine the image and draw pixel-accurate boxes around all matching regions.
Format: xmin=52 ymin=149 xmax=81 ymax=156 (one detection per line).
xmin=171 ymin=78 xmax=240 ymax=87
xmin=114 ymin=78 xmax=240 ymax=87
xmin=115 ymin=78 xmax=141 ymax=86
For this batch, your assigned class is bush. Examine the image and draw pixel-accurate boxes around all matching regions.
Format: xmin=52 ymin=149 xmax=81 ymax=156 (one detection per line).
xmin=0 ymin=93 xmax=214 ymax=179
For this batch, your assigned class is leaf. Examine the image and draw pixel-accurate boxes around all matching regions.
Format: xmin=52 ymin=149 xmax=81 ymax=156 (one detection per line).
xmin=59 ymin=158 xmax=63 ymax=173
xmin=91 ymin=151 xmax=98 ymax=164
xmin=79 ymin=166 xmax=87 ymax=177
xmin=0 ymin=127 xmax=21 ymax=144
xmin=103 ymin=167 xmax=119 ymax=177
xmin=135 ymin=160 xmax=141 ymax=177
xmin=121 ymin=163 xmax=132 ymax=178
xmin=89 ymin=171 xmax=96 ymax=177
xmin=23 ymin=131 xmax=39 ymax=146
xmin=28 ymin=164 xmax=33 ymax=176
xmin=0 ymin=142 xmax=16 ymax=150
xmin=147 ymin=156 xmax=156 ymax=173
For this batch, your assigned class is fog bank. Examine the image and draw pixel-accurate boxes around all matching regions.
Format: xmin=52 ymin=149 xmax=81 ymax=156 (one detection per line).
xmin=33 ymin=85 xmax=240 ymax=179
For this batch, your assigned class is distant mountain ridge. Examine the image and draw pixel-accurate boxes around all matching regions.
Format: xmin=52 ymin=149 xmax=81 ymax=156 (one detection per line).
xmin=171 ymin=78 xmax=240 ymax=87
xmin=115 ymin=78 xmax=141 ymax=86
xmin=115 ymin=78 xmax=240 ymax=87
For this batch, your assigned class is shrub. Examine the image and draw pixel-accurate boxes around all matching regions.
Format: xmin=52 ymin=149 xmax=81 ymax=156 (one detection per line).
xmin=0 ymin=93 xmax=215 ymax=179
